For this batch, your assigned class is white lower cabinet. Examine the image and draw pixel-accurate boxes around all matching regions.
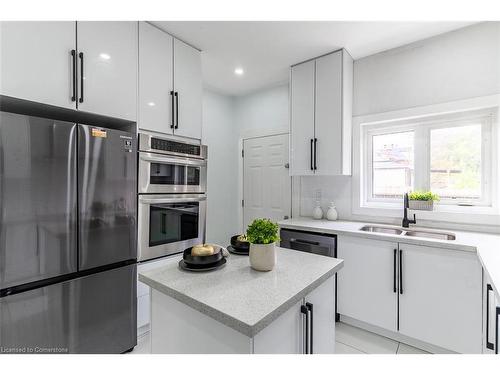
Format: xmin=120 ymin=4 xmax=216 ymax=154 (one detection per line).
xmin=337 ymin=236 xmax=398 ymax=332
xmin=137 ymin=256 xmax=175 ymax=331
xmin=338 ymin=235 xmax=483 ymax=353
xmin=398 ymin=244 xmax=482 ymax=354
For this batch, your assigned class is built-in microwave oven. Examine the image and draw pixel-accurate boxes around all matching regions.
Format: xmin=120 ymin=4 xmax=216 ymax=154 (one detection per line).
xmin=138 ymin=133 xmax=207 ymax=194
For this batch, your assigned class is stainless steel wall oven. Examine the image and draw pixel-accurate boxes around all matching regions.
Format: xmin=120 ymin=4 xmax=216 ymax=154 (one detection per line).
xmin=138 ymin=133 xmax=207 ymax=262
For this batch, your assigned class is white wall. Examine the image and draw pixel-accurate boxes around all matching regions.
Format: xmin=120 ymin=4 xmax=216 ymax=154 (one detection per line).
xmin=353 ymin=22 xmax=500 ymax=116
xmin=202 ymin=90 xmax=240 ymax=245
xmin=234 ymin=84 xmax=289 ymax=138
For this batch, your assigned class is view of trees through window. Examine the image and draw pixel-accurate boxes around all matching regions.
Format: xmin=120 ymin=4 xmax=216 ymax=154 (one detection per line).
xmin=430 ymin=124 xmax=482 ymax=200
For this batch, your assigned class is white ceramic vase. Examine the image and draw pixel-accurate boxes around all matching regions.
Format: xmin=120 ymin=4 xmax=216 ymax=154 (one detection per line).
xmin=326 ymin=202 xmax=338 ymax=221
xmin=249 ymin=243 xmax=276 ymax=271
xmin=312 ymin=201 xmax=323 ymax=220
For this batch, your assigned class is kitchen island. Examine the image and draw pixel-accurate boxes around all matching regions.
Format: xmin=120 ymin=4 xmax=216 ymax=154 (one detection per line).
xmin=139 ymin=247 xmax=343 ymax=354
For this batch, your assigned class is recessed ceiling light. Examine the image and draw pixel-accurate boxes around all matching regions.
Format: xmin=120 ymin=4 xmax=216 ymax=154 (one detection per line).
xmin=99 ymin=53 xmax=111 ymax=60
xmin=147 ymin=102 xmax=155 ymax=107
xmin=234 ymin=67 xmax=244 ymax=76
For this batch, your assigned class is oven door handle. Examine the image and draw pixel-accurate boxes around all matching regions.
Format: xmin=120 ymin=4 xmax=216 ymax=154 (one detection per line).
xmin=139 ymin=196 xmax=207 ymax=204
xmin=140 ymin=153 xmax=207 ymax=167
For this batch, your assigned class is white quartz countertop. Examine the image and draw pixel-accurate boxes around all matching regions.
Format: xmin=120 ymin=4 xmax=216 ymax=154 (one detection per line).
xmin=279 ymin=217 xmax=500 ymax=299
xmin=139 ymin=247 xmax=343 ymax=337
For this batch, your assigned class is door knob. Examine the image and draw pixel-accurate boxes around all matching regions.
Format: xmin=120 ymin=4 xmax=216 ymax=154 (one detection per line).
xmin=284 ymin=163 xmax=289 ymax=169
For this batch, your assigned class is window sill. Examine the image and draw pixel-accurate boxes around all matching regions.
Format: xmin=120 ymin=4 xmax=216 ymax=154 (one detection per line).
xmin=354 ymin=201 xmax=500 ymax=226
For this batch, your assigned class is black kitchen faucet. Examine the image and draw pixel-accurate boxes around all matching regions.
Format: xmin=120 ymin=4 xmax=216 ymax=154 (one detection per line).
xmin=402 ymin=192 xmax=416 ymax=228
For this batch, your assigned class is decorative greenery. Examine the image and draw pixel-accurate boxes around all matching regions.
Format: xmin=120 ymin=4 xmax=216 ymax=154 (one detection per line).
xmin=246 ymin=218 xmax=280 ymax=245
xmin=408 ymin=191 xmax=440 ymax=202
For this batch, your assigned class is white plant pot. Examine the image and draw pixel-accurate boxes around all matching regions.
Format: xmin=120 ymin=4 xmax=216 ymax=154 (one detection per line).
xmin=408 ymin=200 xmax=434 ymax=211
xmin=249 ymin=243 xmax=276 ymax=272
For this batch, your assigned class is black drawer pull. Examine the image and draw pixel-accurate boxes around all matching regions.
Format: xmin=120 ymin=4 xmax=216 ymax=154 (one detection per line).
xmin=399 ymin=249 xmax=403 ymax=295
xmin=78 ymin=52 xmax=84 ymax=103
xmin=71 ymin=50 xmax=77 ymax=102
xmin=486 ymin=284 xmax=495 ymax=350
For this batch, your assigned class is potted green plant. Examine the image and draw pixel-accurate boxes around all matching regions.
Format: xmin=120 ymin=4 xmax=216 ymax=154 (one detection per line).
xmin=246 ymin=218 xmax=280 ymax=271
xmin=408 ymin=191 xmax=440 ymax=211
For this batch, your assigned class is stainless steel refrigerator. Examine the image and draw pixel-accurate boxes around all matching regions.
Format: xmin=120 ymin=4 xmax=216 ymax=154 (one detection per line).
xmin=0 ymin=111 xmax=137 ymax=354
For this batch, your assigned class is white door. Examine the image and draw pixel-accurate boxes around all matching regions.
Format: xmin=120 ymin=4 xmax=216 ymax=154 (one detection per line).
xmin=398 ymin=244 xmax=482 ymax=353
xmin=77 ymin=21 xmax=137 ymax=121
xmin=314 ymin=51 xmax=342 ymax=175
xmin=243 ymin=134 xmax=291 ymax=230
xmin=305 ymin=276 xmax=335 ymax=354
xmin=337 ymin=235 xmax=398 ymax=332
xmin=138 ymin=22 xmax=174 ymax=134
xmin=173 ymin=38 xmax=202 ymax=139
xmin=290 ymin=60 xmax=315 ymax=176
xmin=0 ymin=21 xmax=76 ymax=109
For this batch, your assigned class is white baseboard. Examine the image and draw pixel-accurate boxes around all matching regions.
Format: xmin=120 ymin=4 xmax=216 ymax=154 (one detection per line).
xmin=339 ymin=315 xmax=456 ymax=354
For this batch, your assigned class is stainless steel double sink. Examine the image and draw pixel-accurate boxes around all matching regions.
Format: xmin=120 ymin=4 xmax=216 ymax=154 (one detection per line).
xmin=360 ymin=225 xmax=456 ymax=240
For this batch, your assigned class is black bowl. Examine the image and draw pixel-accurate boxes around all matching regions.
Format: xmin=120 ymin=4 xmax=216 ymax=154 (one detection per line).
xmin=230 ymin=235 xmax=250 ymax=251
xmin=183 ymin=246 xmax=223 ymax=266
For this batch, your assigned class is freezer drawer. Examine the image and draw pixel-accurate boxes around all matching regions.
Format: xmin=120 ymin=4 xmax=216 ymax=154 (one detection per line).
xmin=78 ymin=125 xmax=137 ymax=270
xmin=0 ymin=112 xmax=77 ymax=289
xmin=0 ymin=264 xmax=137 ymax=354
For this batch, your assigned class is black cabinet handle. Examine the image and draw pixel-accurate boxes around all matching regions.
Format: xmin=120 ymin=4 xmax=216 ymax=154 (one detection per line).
xmin=306 ymin=302 xmax=313 ymax=354
xmin=393 ymin=249 xmax=397 ymax=293
xmin=496 ymin=306 xmax=499 ymax=354
xmin=313 ymin=138 xmax=317 ymax=170
xmin=301 ymin=304 xmax=309 ymax=354
xmin=486 ymin=284 xmax=495 ymax=350
xmin=175 ymin=92 xmax=179 ymax=129
xmin=310 ymin=139 xmax=314 ymax=171
xmin=399 ymin=249 xmax=403 ymax=294
xmin=78 ymin=52 xmax=84 ymax=103
xmin=170 ymin=91 xmax=175 ymax=129
xmin=290 ymin=238 xmax=320 ymax=246
xmin=71 ymin=50 xmax=77 ymax=102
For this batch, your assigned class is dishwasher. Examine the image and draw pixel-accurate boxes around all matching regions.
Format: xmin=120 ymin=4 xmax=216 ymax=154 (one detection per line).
xmin=280 ymin=228 xmax=339 ymax=321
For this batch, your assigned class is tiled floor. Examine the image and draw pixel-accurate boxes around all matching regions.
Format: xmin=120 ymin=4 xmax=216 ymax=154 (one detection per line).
xmin=128 ymin=322 xmax=430 ymax=354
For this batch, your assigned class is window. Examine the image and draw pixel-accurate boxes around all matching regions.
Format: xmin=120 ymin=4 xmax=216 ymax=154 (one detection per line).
xmin=364 ymin=109 xmax=494 ymax=207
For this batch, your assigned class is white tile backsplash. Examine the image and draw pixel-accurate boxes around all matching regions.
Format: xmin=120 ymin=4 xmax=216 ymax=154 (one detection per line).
xmin=299 ymin=175 xmax=352 ymax=218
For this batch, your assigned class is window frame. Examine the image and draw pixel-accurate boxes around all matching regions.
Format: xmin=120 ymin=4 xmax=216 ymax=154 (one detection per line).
xmin=363 ymin=109 xmax=494 ymax=208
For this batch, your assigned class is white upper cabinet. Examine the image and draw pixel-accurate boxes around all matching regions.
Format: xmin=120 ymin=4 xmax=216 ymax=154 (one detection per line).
xmin=77 ymin=21 xmax=138 ymax=121
xmin=289 ymin=49 xmax=353 ymax=176
xmin=290 ymin=60 xmax=315 ymax=176
xmin=138 ymin=24 xmax=202 ymax=139
xmin=173 ymin=38 xmax=202 ymax=139
xmin=138 ymin=22 xmax=174 ymax=134
xmin=0 ymin=21 xmax=76 ymax=109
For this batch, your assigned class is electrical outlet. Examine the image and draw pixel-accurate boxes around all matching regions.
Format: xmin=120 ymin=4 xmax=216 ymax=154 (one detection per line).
xmin=315 ymin=189 xmax=322 ymax=201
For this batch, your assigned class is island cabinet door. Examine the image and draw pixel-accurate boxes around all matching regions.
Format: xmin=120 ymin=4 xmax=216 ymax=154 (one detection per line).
xmin=337 ymin=235 xmax=398 ymax=332
xmin=303 ymin=275 xmax=336 ymax=354
xmin=398 ymin=244 xmax=482 ymax=353
xmin=253 ymin=276 xmax=336 ymax=354
xmin=253 ymin=300 xmax=304 ymax=354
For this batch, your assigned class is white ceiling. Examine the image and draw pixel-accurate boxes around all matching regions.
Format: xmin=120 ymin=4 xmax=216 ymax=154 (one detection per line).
xmin=152 ymin=21 xmax=476 ymax=96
